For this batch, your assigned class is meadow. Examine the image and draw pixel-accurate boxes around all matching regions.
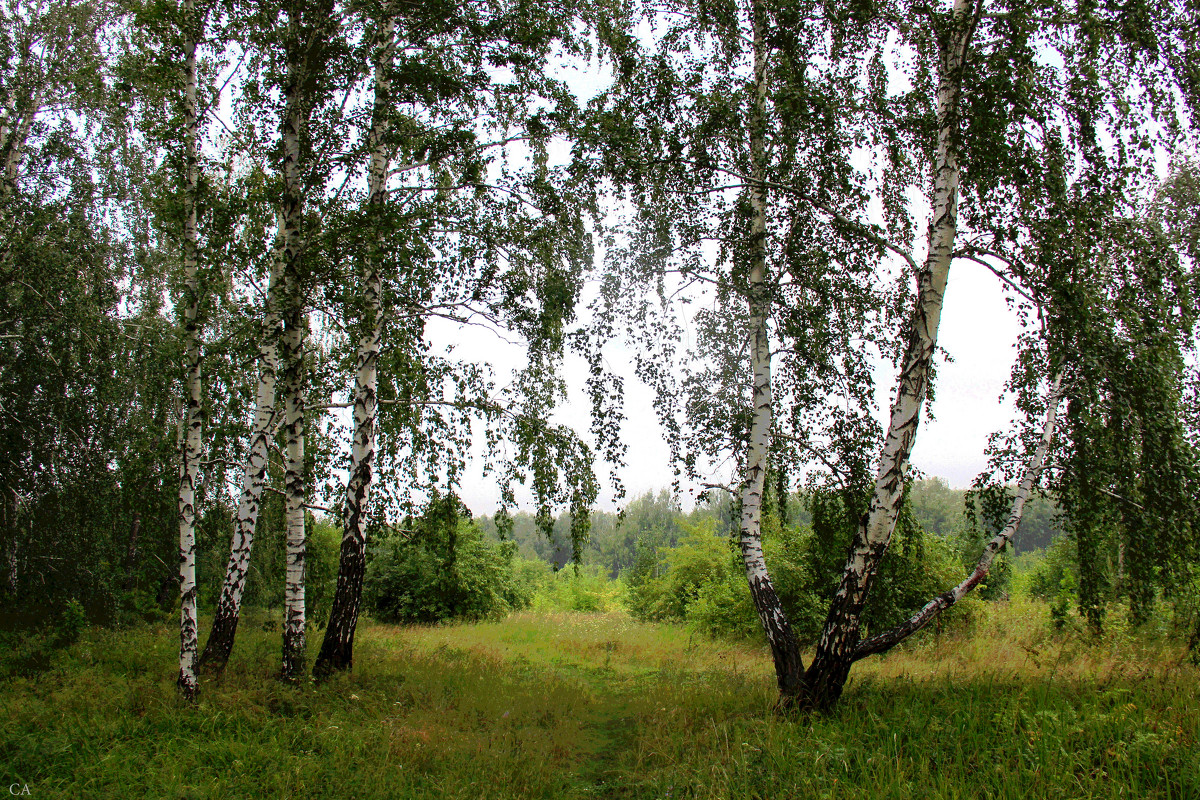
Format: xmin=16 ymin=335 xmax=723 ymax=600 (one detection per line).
xmin=1 ymin=601 xmax=1197 ymax=799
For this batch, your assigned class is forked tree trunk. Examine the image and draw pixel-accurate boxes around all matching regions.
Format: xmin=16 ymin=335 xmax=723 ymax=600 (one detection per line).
xmin=278 ymin=20 xmax=309 ymax=681
xmin=198 ymin=224 xmax=284 ymax=673
xmin=313 ymin=14 xmax=395 ymax=680
xmin=177 ymin=4 xmax=202 ymax=700
xmin=739 ymin=0 xmax=805 ymax=702
xmin=799 ymin=0 xmax=979 ymax=710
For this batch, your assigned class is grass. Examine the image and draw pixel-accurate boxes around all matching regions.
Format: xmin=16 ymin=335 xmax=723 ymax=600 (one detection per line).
xmin=1 ymin=600 xmax=1197 ymax=799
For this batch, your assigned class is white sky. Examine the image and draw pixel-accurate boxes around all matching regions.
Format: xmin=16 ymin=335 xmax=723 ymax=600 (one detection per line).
xmin=440 ymin=252 xmax=1026 ymax=514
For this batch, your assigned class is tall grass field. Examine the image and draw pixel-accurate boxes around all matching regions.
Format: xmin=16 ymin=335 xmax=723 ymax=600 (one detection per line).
xmin=1 ymin=601 xmax=1197 ymax=799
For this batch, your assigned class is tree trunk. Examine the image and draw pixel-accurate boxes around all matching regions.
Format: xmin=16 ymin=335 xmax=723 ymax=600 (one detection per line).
xmin=198 ymin=224 xmax=284 ymax=674
xmin=123 ymin=511 xmax=141 ymax=592
xmin=314 ymin=14 xmax=394 ymax=680
xmin=177 ymin=6 xmax=202 ymax=700
xmin=278 ymin=24 xmax=308 ymax=682
xmin=739 ymin=0 xmax=805 ymax=704
xmin=0 ymin=90 xmax=39 ymax=192
xmin=4 ymin=490 xmax=19 ymax=598
xmin=851 ymin=374 xmax=1064 ymax=659
xmin=799 ymin=0 xmax=978 ymax=710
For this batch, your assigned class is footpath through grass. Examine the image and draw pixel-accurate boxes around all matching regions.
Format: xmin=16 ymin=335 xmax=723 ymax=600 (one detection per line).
xmin=1 ymin=602 xmax=1197 ymax=799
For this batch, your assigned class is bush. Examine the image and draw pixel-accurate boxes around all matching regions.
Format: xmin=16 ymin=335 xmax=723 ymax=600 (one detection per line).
xmin=627 ymin=490 xmax=975 ymax=644
xmin=687 ymin=573 xmax=760 ymax=639
xmin=531 ymin=564 xmax=626 ymax=612
xmin=305 ymin=517 xmax=342 ymax=629
xmin=627 ymin=518 xmax=729 ymax=621
xmin=364 ymin=496 xmax=529 ymax=624
xmin=0 ymin=599 xmax=87 ymax=677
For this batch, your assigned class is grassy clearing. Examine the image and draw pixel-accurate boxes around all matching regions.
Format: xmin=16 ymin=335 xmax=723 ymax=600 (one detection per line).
xmin=1 ymin=601 xmax=1197 ymax=799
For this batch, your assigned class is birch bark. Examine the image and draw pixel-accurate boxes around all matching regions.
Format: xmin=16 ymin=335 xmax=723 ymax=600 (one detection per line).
xmin=278 ymin=19 xmax=308 ymax=680
xmin=314 ymin=14 xmax=395 ymax=679
xmin=852 ymin=374 xmax=1064 ymax=659
xmin=198 ymin=223 xmax=283 ymax=673
xmin=738 ymin=0 xmax=804 ymax=702
xmin=0 ymin=84 xmax=42 ymax=195
xmin=800 ymin=0 xmax=979 ymax=709
xmin=176 ymin=0 xmax=202 ymax=699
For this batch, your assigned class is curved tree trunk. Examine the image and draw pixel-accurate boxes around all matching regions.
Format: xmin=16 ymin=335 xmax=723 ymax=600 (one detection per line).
xmin=314 ymin=14 xmax=394 ymax=680
xmin=198 ymin=225 xmax=283 ymax=674
xmin=851 ymin=374 xmax=1064 ymax=659
xmin=799 ymin=0 xmax=979 ymax=710
xmin=739 ymin=0 xmax=805 ymax=704
xmin=177 ymin=4 xmax=202 ymax=700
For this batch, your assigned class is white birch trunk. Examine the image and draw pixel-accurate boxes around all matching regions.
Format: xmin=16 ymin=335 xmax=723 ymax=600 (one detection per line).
xmin=802 ymin=0 xmax=978 ymax=707
xmin=1 ymin=88 xmax=40 ymax=191
xmin=737 ymin=0 xmax=804 ymax=700
xmin=278 ymin=35 xmax=308 ymax=681
xmin=199 ymin=220 xmax=284 ymax=671
xmin=314 ymin=14 xmax=394 ymax=677
xmin=176 ymin=5 xmax=201 ymax=699
xmin=853 ymin=374 xmax=1065 ymax=659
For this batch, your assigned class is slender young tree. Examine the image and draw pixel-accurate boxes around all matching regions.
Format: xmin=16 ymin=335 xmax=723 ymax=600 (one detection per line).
xmin=314 ymin=0 xmax=605 ymax=678
xmin=737 ymin=0 xmax=803 ymax=697
xmin=175 ymin=0 xmax=203 ymax=699
xmin=276 ymin=0 xmax=340 ymax=681
xmin=198 ymin=226 xmax=283 ymax=673
xmin=312 ymin=9 xmax=394 ymax=678
xmin=796 ymin=0 xmax=979 ymax=707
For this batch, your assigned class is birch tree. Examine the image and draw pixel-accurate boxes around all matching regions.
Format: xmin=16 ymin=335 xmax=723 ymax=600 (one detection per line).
xmin=596 ymin=0 xmax=1197 ymax=709
xmin=121 ymin=0 xmax=244 ymax=695
xmin=314 ymin=0 xmax=604 ymax=678
xmin=312 ymin=8 xmax=393 ymax=678
xmin=273 ymin=0 xmax=342 ymax=681
xmin=198 ymin=214 xmax=283 ymax=673
xmin=589 ymin=0 xmax=897 ymax=699
xmin=1 ymin=0 xmax=102 ymax=196
xmin=174 ymin=0 xmax=203 ymax=699
xmin=975 ymin=162 xmax=1200 ymax=634
xmin=796 ymin=0 xmax=1197 ymax=708
xmin=198 ymin=0 xmax=346 ymax=680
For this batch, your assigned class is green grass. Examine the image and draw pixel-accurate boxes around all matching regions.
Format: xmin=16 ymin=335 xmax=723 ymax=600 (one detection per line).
xmin=1 ymin=602 xmax=1197 ymax=799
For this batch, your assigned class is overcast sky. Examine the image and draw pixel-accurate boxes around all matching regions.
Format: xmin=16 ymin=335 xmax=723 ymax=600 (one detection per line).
xmin=438 ymin=254 xmax=1027 ymax=515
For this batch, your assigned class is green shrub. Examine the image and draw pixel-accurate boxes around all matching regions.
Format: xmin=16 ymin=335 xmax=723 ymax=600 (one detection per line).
xmin=686 ymin=573 xmax=760 ymax=639
xmin=531 ymin=564 xmax=626 ymax=612
xmin=364 ymin=496 xmax=529 ymax=624
xmin=627 ymin=489 xmax=975 ymax=644
xmin=0 ymin=598 xmax=86 ymax=677
xmin=631 ymin=518 xmax=729 ymax=621
xmin=306 ymin=517 xmax=342 ymax=629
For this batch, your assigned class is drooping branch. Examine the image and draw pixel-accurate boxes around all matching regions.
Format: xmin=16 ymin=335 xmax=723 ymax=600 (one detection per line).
xmin=852 ymin=373 xmax=1065 ymax=661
